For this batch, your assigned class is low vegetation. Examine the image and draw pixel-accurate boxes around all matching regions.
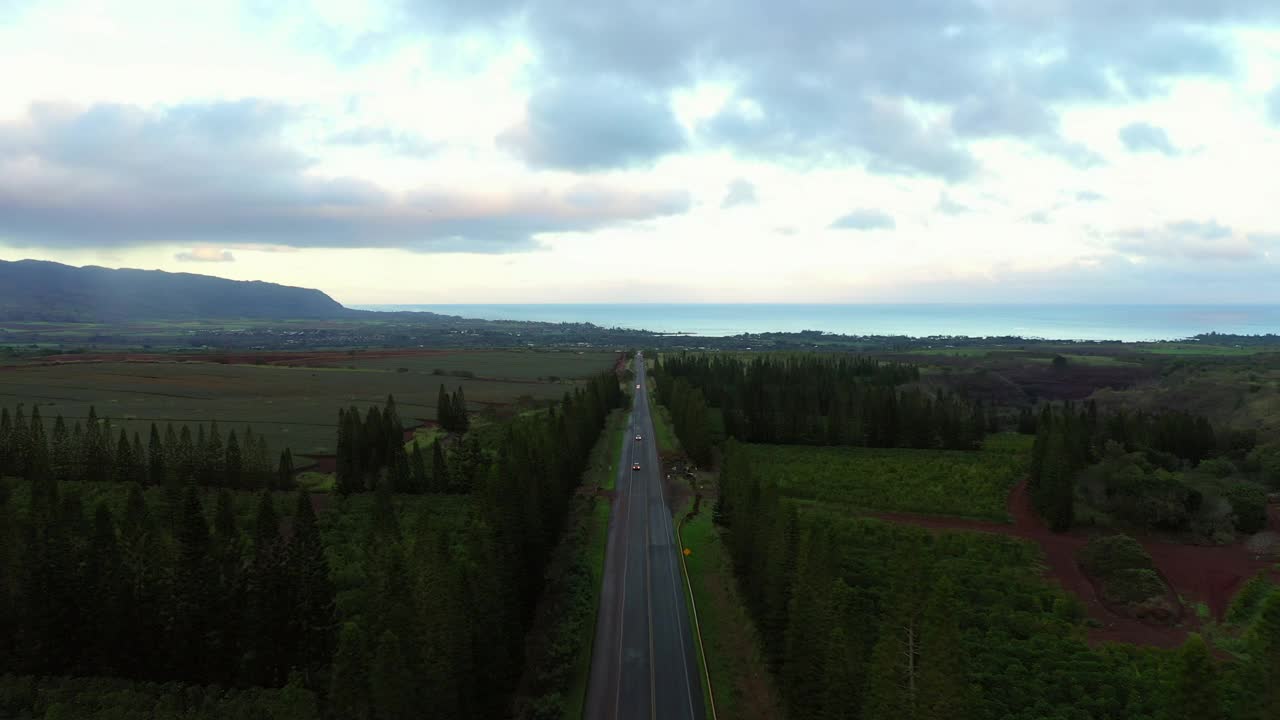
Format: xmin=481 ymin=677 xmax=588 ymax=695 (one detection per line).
xmin=725 ymin=437 xmax=1027 ymax=521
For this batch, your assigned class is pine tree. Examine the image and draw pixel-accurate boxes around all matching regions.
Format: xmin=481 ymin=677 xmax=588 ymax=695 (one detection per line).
xmin=411 ymin=442 xmax=427 ymax=493
xmin=147 ymin=423 xmax=165 ymax=486
xmin=24 ymin=406 xmax=49 ymax=483
xmin=431 ymin=441 xmax=448 ymax=493
xmin=329 ymin=622 xmax=372 ymax=720
xmin=277 ymin=448 xmax=295 ymax=490
xmin=49 ymin=415 xmax=72 ymax=482
xmin=225 ymin=430 xmax=243 ymax=489
xmin=1170 ymin=633 xmax=1220 ymax=720
xmin=86 ymin=503 xmax=123 ymax=674
xmin=452 ymin=386 xmax=469 ymax=432
xmin=289 ymin=491 xmax=335 ymax=687
xmin=171 ymin=487 xmax=214 ymax=679
xmin=371 ymin=630 xmax=416 ymax=720
xmin=112 ymin=429 xmax=134 ymax=484
xmin=204 ymin=421 xmax=225 ymax=486
xmin=1246 ymin=591 xmax=1280 ymax=718
xmin=917 ymin=576 xmax=972 ymax=720
xmin=437 ymin=384 xmax=453 ymax=432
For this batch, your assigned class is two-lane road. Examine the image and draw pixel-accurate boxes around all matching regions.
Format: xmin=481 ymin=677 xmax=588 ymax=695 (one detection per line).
xmin=585 ymin=355 xmax=705 ymax=720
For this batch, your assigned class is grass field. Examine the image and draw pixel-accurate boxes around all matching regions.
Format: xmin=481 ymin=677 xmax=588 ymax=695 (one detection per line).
xmin=679 ymin=499 xmax=782 ymax=720
xmin=0 ymin=351 xmax=616 ymax=455
xmin=736 ymin=434 xmax=1031 ymax=521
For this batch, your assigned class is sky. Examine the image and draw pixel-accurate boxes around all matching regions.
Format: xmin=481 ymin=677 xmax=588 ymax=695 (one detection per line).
xmin=2 ymin=0 xmax=1280 ymax=305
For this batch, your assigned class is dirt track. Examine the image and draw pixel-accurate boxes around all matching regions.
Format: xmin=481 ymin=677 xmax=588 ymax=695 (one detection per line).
xmin=876 ymin=481 xmax=1278 ymax=648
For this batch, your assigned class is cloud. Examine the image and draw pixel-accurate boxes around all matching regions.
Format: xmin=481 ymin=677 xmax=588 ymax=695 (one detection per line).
xmin=499 ymin=78 xmax=686 ymax=170
xmin=1118 ymin=122 xmax=1179 ymax=155
xmin=1267 ymin=85 xmax=1280 ymax=125
xmin=936 ymin=192 xmax=970 ymax=215
xmin=1113 ymin=219 xmax=1270 ymax=261
xmin=1026 ymin=210 xmax=1050 ymax=224
xmin=329 ymin=126 xmax=438 ymax=156
xmin=175 ymin=247 xmax=235 ymax=262
xmin=1075 ymin=191 xmax=1105 ymax=202
xmin=721 ymin=178 xmax=757 ymax=208
xmin=0 ymin=101 xmax=690 ymax=251
xmin=830 ymin=209 xmax=895 ymax=231
xmin=412 ymin=1 xmax=1280 ymax=181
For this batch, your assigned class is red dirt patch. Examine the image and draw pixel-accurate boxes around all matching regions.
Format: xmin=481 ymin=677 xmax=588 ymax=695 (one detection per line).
xmin=874 ymin=480 xmax=1277 ymax=648
xmin=29 ymin=348 xmax=459 ymax=367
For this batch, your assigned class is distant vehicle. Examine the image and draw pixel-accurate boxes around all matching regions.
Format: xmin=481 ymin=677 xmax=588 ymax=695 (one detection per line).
xmin=636 ymin=384 xmax=641 ymax=389
xmin=632 ymin=463 xmax=641 ymax=471
xmin=635 ymin=434 xmax=642 ymax=441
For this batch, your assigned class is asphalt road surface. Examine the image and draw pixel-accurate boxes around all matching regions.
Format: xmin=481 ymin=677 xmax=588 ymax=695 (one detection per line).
xmin=584 ymin=354 xmax=706 ymax=720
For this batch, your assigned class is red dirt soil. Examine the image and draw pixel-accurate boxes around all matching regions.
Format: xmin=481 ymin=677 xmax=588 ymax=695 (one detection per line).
xmin=28 ymin=348 xmax=458 ymax=366
xmin=875 ymin=481 xmax=1278 ymax=648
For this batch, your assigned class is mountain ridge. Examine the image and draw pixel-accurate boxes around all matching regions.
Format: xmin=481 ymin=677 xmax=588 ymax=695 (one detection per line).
xmin=0 ymin=259 xmax=354 ymax=321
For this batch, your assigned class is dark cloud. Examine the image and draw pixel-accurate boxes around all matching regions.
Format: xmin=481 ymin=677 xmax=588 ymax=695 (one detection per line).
xmin=721 ymin=178 xmax=757 ymax=208
xmin=403 ymin=0 xmax=1280 ymax=180
xmin=830 ymin=209 xmax=895 ymax=231
xmin=1113 ymin=219 xmax=1267 ymax=261
xmin=0 ymin=101 xmax=690 ymax=251
xmin=499 ymin=78 xmax=686 ymax=170
xmin=1118 ymin=122 xmax=1179 ymax=155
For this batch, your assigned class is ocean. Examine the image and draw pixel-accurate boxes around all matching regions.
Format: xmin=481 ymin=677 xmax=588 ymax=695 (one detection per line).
xmin=349 ymin=304 xmax=1280 ymax=342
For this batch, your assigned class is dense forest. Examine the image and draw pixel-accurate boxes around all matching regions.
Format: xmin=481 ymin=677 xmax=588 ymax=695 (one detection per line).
xmin=1027 ymin=402 xmax=1269 ymax=535
xmin=655 ymin=353 xmax=990 ymax=457
xmin=0 ymin=371 xmax=625 ymax=719
xmin=714 ymin=439 xmax=1280 ymax=720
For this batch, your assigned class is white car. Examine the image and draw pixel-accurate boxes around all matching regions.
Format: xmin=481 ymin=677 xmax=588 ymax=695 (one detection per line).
xmin=636 ymin=384 xmax=641 ymax=389
xmin=634 ymin=434 xmax=642 ymax=441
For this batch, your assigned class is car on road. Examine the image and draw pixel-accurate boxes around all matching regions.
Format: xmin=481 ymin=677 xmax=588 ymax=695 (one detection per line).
xmin=634 ymin=434 xmax=642 ymax=441
xmin=636 ymin=384 xmax=641 ymax=389
xmin=632 ymin=463 xmax=641 ymax=471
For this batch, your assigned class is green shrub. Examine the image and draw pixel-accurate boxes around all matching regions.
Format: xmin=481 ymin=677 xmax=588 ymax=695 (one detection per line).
xmin=1077 ymin=534 xmax=1155 ymax=578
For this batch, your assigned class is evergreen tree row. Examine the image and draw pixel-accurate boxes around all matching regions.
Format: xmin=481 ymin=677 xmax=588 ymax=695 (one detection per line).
xmin=436 ymin=384 xmax=470 ymax=433
xmin=327 ymin=371 xmax=625 ymax=719
xmin=656 ymin=353 xmax=987 ymax=451
xmin=0 ymin=405 xmax=294 ymax=491
xmin=334 ymin=394 xmax=484 ymax=495
xmin=713 ymin=439 xmax=1280 ymax=720
xmin=0 ymin=479 xmax=333 ymax=691
xmin=1018 ymin=400 xmax=1221 ymax=466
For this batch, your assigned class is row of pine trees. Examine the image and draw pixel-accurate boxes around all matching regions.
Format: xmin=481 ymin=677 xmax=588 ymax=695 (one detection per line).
xmin=326 ymin=371 xmax=626 ymax=719
xmin=334 ymin=393 xmax=485 ymax=495
xmin=655 ymin=353 xmax=989 ymax=451
xmin=0 ymin=478 xmax=332 ymax=690
xmin=0 ymin=405 xmax=294 ymax=491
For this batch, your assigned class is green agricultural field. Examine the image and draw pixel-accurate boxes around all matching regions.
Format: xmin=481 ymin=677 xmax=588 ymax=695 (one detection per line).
xmin=337 ymin=349 xmax=619 ymax=380
xmin=735 ymin=434 xmax=1030 ymax=521
xmin=0 ymin=351 xmax=615 ymax=455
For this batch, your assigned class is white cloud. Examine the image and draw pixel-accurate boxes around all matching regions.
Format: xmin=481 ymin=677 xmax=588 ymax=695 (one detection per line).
xmin=1 ymin=0 xmax=1279 ymax=302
